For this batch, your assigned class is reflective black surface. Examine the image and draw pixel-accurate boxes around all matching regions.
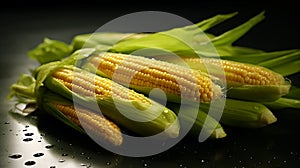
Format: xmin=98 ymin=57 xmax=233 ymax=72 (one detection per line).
xmin=1 ymin=2 xmax=300 ymax=168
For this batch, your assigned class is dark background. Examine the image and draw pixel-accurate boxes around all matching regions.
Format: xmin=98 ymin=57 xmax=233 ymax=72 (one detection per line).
xmin=1 ymin=1 xmax=300 ymax=168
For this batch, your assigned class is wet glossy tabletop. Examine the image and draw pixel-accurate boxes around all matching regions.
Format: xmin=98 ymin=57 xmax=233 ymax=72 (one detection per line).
xmin=1 ymin=3 xmax=300 ymax=168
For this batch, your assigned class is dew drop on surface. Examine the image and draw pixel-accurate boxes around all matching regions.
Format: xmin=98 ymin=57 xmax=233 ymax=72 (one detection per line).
xmin=8 ymin=154 xmax=22 ymax=159
xmin=23 ymin=138 xmax=33 ymax=142
xmin=81 ymin=152 xmax=86 ymax=155
xmin=86 ymin=156 xmax=91 ymax=160
xmin=62 ymin=153 xmax=68 ymax=156
xmin=25 ymin=133 xmax=34 ymax=136
xmin=25 ymin=125 xmax=29 ymax=128
xmin=24 ymin=160 xmax=36 ymax=166
xmin=45 ymin=144 xmax=55 ymax=149
xmin=4 ymin=121 xmax=10 ymax=124
xmin=163 ymin=109 xmax=169 ymax=113
xmin=33 ymin=153 xmax=44 ymax=157
xmin=58 ymin=159 xmax=65 ymax=163
xmin=50 ymin=166 xmax=56 ymax=168
xmin=253 ymin=106 xmax=260 ymax=110
xmin=106 ymin=162 xmax=111 ymax=165
xmin=201 ymin=159 xmax=205 ymax=163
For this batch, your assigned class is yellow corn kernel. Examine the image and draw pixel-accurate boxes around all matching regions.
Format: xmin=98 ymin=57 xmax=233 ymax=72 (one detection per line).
xmin=183 ymin=58 xmax=285 ymax=86
xmin=51 ymin=68 xmax=150 ymax=104
xmin=54 ymin=103 xmax=123 ymax=146
xmin=87 ymin=52 xmax=223 ymax=103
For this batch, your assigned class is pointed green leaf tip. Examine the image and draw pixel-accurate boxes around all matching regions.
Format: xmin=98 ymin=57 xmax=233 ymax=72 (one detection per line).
xmin=28 ymin=38 xmax=72 ymax=64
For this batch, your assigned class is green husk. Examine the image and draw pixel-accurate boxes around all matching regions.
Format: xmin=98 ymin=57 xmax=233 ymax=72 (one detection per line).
xmin=284 ymin=86 xmax=300 ymax=100
xmin=167 ymin=103 xmax=226 ymax=139
xmin=200 ymin=98 xmax=277 ymax=128
xmin=263 ymin=97 xmax=300 ymax=110
xmin=226 ymin=84 xmax=291 ymax=102
xmin=28 ymin=38 xmax=72 ymax=64
xmin=71 ymin=32 xmax=148 ymax=52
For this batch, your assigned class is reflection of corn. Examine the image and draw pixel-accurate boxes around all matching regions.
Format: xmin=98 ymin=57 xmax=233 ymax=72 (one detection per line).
xmin=86 ymin=52 xmax=223 ymax=103
xmin=53 ymin=103 xmax=123 ymax=146
xmin=52 ymin=68 xmax=150 ymax=104
xmin=183 ymin=58 xmax=285 ymax=86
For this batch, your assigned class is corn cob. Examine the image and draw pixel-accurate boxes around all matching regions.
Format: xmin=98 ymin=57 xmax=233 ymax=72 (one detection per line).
xmin=183 ymin=57 xmax=285 ymax=86
xmin=83 ymin=52 xmax=223 ymax=103
xmin=200 ymin=98 xmax=277 ymax=128
xmin=36 ymin=63 xmax=180 ymax=138
xmin=42 ymin=91 xmax=123 ymax=146
xmin=165 ymin=57 xmax=290 ymax=102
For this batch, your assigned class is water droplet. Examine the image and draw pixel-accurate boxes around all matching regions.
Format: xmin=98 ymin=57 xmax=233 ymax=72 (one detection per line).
xmin=69 ymin=143 xmax=73 ymax=146
xmin=201 ymin=159 xmax=205 ymax=163
xmin=25 ymin=125 xmax=29 ymax=128
xmin=163 ymin=109 xmax=169 ymax=113
xmin=4 ymin=121 xmax=10 ymax=124
xmin=45 ymin=144 xmax=55 ymax=149
xmin=41 ymin=133 xmax=46 ymax=136
xmin=143 ymin=163 xmax=148 ymax=167
xmin=25 ymin=133 xmax=34 ymax=136
xmin=273 ymin=156 xmax=277 ymax=160
xmin=33 ymin=153 xmax=44 ymax=157
xmin=58 ymin=159 xmax=65 ymax=163
xmin=62 ymin=153 xmax=68 ymax=156
xmin=23 ymin=129 xmax=27 ymax=132
xmin=8 ymin=154 xmax=22 ymax=159
xmin=80 ymin=163 xmax=87 ymax=166
xmin=23 ymin=138 xmax=33 ymax=142
xmin=283 ymin=160 xmax=287 ymax=163
xmin=86 ymin=156 xmax=91 ymax=160
xmin=81 ymin=152 xmax=85 ymax=155
xmin=267 ymin=160 xmax=271 ymax=164
xmin=50 ymin=166 xmax=56 ymax=168
xmin=253 ymin=106 xmax=260 ymax=110
xmin=24 ymin=160 xmax=36 ymax=166
xmin=38 ymin=140 xmax=42 ymax=142
xmin=106 ymin=162 xmax=111 ymax=165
